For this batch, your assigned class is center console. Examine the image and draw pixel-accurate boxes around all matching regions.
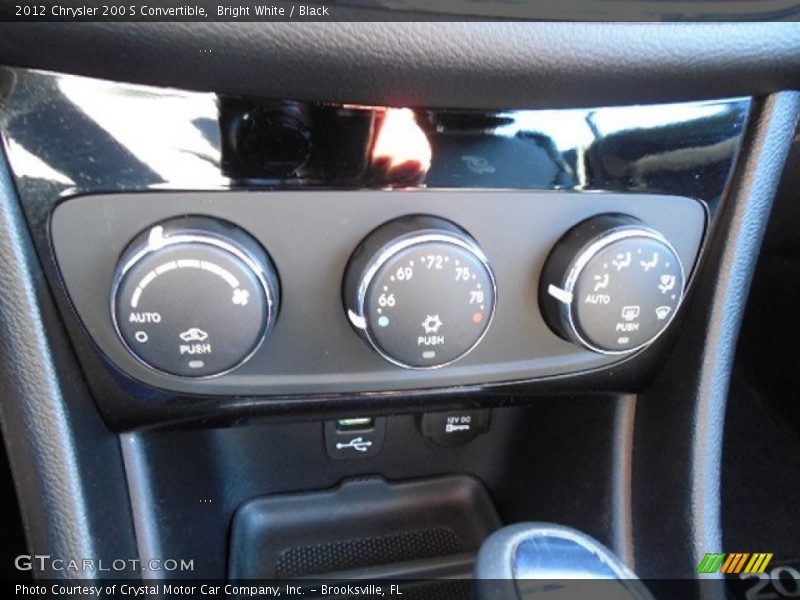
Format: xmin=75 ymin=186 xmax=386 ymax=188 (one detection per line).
xmin=0 ymin=68 xmax=749 ymax=429
xmin=1 ymin=63 xmax=796 ymax=587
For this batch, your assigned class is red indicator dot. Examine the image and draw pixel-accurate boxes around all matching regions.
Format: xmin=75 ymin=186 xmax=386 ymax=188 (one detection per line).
xmin=472 ymin=312 xmax=483 ymax=323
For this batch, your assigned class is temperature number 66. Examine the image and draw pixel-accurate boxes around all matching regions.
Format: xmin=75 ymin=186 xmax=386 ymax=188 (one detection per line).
xmin=378 ymin=293 xmax=396 ymax=307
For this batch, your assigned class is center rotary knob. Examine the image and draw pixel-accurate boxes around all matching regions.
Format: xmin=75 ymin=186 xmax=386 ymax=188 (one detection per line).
xmin=343 ymin=215 xmax=497 ymax=369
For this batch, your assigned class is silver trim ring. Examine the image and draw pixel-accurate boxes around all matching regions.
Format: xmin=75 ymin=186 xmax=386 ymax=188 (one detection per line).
xmin=353 ymin=231 xmax=497 ymax=370
xmin=560 ymin=226 xmax=686 ymax=356
xmin=110 ymin=228 xmax=276 ymax=379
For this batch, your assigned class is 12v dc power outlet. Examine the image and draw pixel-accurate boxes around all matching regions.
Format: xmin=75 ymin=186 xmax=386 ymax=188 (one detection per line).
xmin=420 ymin=409 xmax=491 ymax=447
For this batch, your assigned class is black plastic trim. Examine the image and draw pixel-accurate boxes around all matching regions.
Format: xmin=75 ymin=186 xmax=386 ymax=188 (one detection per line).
xmin=0 ymin=147 xmax=138 ymax=577
xmin=630 ymin=91 xmax=800 ymax=585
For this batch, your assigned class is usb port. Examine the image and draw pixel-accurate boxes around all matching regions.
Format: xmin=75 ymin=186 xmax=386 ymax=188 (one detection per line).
xmin=336 ymin=417 xmax=375 ymax=432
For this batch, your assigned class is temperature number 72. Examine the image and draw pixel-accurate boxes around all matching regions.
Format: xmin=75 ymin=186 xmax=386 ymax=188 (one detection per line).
xmin=423 ymin=255 xmax=445 ymax=270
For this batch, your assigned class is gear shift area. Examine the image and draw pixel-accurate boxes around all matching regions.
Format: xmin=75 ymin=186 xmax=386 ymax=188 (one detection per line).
xmin=473 ymin=523 xmax=654 ymax=600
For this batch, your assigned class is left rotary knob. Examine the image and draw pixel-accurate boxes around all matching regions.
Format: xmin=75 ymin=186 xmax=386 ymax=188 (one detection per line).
xmin=111 ymin=217 xmax=279 ymax=377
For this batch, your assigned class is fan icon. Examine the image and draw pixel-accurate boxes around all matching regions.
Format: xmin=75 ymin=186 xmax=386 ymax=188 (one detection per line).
xmin=421 ymin=314 xmax=443 ymax=334
xmin=231 ymin=288 xmax=250 ymax=306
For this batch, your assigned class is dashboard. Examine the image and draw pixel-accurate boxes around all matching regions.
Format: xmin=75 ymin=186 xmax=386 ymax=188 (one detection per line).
xmin=1 ymin=67 xmax=749 ymax=426
xmin=0 ymin=21 xmax=798 ymax=593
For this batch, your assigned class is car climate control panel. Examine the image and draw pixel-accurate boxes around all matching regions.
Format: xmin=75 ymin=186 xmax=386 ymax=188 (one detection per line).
xmin=51 ymin=191 xmax=705 ymax=395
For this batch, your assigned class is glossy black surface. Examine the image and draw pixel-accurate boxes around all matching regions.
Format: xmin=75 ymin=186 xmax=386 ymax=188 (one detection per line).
xmin=0 ymin=67 xmax=752 ymax=428
xmin=0 ymin=68 xmax=749 ymax=213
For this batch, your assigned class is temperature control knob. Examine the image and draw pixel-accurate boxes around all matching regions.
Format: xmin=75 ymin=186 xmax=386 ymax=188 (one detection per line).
xmin=344 ymin=216 xmax=496 ymax=369
xmin=112 ymin=217 xmax=279 ymax=377
xmin=540 ymin=214 xmax=685 ymax=355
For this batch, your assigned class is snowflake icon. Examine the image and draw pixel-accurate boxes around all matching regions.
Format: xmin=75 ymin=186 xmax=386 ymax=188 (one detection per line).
xmin=232 ymin=288 xmax=250 ymax=307
xmin=421 ymin=314 xmax=443 ymax=334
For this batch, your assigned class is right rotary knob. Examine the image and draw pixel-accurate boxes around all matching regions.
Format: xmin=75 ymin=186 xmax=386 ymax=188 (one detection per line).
xmin=540 ymin=214 xmax=685 ymax=355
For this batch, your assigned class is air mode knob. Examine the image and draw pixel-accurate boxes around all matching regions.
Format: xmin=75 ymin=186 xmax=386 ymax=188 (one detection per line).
xmin=540 ymin=214 xmax=685 ymax=355
xmin=112 ymin=217 xmax=279 ymax=377
xmin=344 ymin=216 xmax=496 ymax=369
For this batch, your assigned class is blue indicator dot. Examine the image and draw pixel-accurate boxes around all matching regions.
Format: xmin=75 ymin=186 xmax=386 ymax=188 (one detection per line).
xmin=378 ymin=316 xmax=390 ymax=327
